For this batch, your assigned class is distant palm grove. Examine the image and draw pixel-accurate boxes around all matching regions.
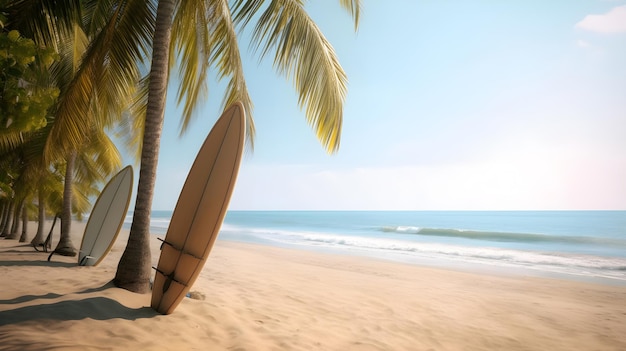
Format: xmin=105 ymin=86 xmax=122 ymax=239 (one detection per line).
xmin=0 ymin=0 xmax=360 ymax=293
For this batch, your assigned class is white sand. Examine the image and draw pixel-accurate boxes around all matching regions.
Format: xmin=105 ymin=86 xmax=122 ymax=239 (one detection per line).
xmin=1 ymin=220 xmax=625 ymax=350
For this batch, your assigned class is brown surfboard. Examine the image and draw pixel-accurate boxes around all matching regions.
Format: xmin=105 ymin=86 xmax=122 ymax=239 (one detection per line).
xmin=151 ymin=102 xmax=245 ymax=314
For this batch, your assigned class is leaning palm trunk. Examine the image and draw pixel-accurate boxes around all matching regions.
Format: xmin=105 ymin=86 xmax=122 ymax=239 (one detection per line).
xmin=0 ymin=202 xmax=5 ymax=229
xmin=53 ymin=151 xmax=77 ymax=256
xmin=35 ymin=214 xmax=59 ymax=252
xmin=31 ymin=187 xmax=46 ymax=246
xmin=19 ymin=207 xmax=28 ymax=242
xmin=7 ymin=200 xmax=24 ymax=239
xmin=114 ymin=0 xmax=176 ymax=293
xmin=0 ymin=200 xmax=11 ymax=236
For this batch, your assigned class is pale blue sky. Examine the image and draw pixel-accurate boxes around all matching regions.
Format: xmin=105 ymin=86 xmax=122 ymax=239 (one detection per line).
xmin=133 ymin=1 xmax=626 ymax=211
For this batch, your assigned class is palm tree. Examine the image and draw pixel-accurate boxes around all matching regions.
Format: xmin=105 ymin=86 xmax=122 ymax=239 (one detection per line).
xmin=30 ymin=170 xmax=63 ymax=247
xmin=4 ymin=0 xmax=153 ymax=255
xmin=19 ymin=197 xmax=34 ymax=242
xmin=114 ymin=0 xmax=361 ymax=293
xmin=5 ymin=177 xmax=28 ymax=240
xmin=0 ymin=154 xmax=17 ymax=237
xmin=0 ymin=200 xmax=7 ymax=235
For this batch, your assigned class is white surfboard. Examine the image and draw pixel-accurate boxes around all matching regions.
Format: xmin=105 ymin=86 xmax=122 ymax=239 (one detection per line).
xmin=78 ymin=165 xmax=134 ymax=266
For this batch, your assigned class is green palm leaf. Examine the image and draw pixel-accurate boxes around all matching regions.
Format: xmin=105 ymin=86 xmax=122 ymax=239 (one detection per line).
xmin=233 ymin=0 xmax=360 ymax=153
xmin=4 ymin=0 xmax=82 ymax=47
xmin=0 ymin=131 xmax=25 ymax=154
xmin=209 ymin=0 xmax=255 ymax=146
xmin=44 ymin=0 xmax=155 ymax=160
xmin=172 ymin=0 xmax=255 ymax=146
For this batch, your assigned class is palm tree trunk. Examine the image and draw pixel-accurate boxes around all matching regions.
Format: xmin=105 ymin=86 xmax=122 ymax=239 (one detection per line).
xmin=114 ymin=0 xmax=176 ymax=293
xmin=31 ymin=186 xmax=47 ymax=246
xmin=0 ymin=202 xmax=5 ymax=228
xmin=7 ymin=199 xmax=23 ymax=239
xmin=53 ymin=151 xmax=77 ymax=256
xmin=19 ymin=205 xmax=28 ymax=242
xmin=0 ymin=200 xmax=10 ymax=237
xmin=42 ymin=214 xmax=59 ymax=252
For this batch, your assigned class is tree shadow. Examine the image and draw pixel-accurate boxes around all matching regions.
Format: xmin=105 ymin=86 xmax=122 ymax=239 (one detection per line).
xmin=0 ymin=281 xmax=117 ymax=305
xmin=0 ymin=242 xmax=36 ymax=247
xmin=0 ymin=244 xmax=75 ymax=267
xmin=0 ymin=249 xmax=31 ymax=254
xmin=0 ymin=292 xmax=63 ymax=305
xmin=0 ymin=297 xmax=157 ymax=326
xmin=75 ymin=280 xmax=116 ymax=294
xmin=0 ymin=260 xmax=75 ymax=268
xmin=0 ymin=245 xmax=44 ymax=254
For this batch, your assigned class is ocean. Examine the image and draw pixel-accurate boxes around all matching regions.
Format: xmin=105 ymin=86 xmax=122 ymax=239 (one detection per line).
xmin=124 ymin=210 xmax=626 ymax=285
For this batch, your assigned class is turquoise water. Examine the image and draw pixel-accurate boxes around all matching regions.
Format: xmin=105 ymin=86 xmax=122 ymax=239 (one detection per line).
xmin=125 ymin=210 xmax=626 ymax=285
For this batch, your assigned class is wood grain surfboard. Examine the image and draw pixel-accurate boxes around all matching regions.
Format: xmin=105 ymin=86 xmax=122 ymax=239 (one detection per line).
xmin=78 ymin=165 xmax=133 ymax=266
xmin=151 ymin=102 xmax=245 ymax=314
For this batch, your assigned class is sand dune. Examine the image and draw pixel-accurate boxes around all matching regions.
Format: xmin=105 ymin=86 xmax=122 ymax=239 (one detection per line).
xmin=1 ymin=220 xmax=625 ymax=350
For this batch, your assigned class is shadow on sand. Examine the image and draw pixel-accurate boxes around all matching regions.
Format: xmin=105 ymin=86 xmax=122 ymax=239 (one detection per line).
xmin=0 ymin=297 xmax=156 ymax=326
xmin=0 ymin=244 xmax=76 ymax=268
xmin=0 ymin=260 xmax=75 ymax=268
xmin=0 ymin=292 xmax=63 ymax=305
xmin=0 ymin=281 xmax=116 ymax=305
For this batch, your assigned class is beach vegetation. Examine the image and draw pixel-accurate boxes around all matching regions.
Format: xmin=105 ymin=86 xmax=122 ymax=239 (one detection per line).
xmin=0 ymin=29 xmax=58 ymax=134
xmin=0 ymin=0 xmax=147 ymax=255
xmin=0 ymin=23 xmax=59 ymax=240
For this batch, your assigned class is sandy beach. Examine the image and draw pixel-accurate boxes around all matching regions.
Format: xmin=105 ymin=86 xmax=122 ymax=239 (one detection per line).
xmin=1 ymin=220 xmax=625 ymax=351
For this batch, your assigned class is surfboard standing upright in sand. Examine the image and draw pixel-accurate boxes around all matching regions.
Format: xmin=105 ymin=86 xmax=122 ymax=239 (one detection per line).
xmin=78 ymin=165 xmax=134 ymax=266
xmin=151 ymin=102 xmax=245 ymax=315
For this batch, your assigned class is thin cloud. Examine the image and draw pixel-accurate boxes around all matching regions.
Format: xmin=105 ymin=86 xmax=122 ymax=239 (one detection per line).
xmin=576 ymin=5 xmax=626 ymax=33
xmin=576 ymin=39 xmax=591 ymax=48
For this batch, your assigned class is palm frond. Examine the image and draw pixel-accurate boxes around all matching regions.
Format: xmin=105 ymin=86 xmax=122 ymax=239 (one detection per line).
xmin=338 ymin=0 xmax=361 ymax=30
xmin=46 ymin=23 xmax=92 ymax=158
xmin=44 ymin=163 xmax=65 ymax=215
xmin=4 ymin=0 xmax=82 ymax=48
xmin=87 ymin=129 xmax=122 ymax=178
xmin=233 ymin=0 xmax=360 ymax=153
xmin=172 ymin=0 xmax=254 ymax=146
xmin=252 ymin=0 xmax=346 ymax=152
xmin=74 ymin=150 xmax=101 ymax=186
xmin=21 ymin=123 xmax=51 ymax=170
xmin=93 ymin=0 xmax=155 ymax=126
xmin=45 ymin=23 xmax=95 ymax=160
xmin=208 ymin=0 xmax=254 ymax=145
xmin=93 ymin=0 xmax=154 ymax=163
xmin=71 ymin=177 xmax=98 ymax=219
xmin=45 ymin=0 xmax=155 ymax=160
xmin=171 ymin=0 xmax=211 ymax=131
xmin=0 ymin=132 xmax=25 ymax=155
xmin=82 ymin=0 xmax=116 ymax=36
xmin=117 ymin=75 xmax=149 ymax=162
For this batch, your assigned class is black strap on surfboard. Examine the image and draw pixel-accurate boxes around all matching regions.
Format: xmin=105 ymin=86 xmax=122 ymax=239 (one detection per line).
xmin=152 ymin=266 xmax=188 ymax=293
xmin=157 ymin=238 xmax=203 ymax=260
xmin=153 ymin=238 xmax=199 ymax=294
xmin=78 ymin=255 xmax=94 ymax=266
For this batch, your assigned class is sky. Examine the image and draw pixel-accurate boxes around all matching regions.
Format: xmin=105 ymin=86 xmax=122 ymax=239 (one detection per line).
xmin=130 ymin=1 xmax=626 ymax=211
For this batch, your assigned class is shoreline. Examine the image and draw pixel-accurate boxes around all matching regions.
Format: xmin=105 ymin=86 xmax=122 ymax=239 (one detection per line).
xmin=1 ymin=220 xmax=625 ymax=350
xmin=153 ymin=210 xmax=626 ymax=287
xmin=223 ymin=237 xmax=626 ymax=288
